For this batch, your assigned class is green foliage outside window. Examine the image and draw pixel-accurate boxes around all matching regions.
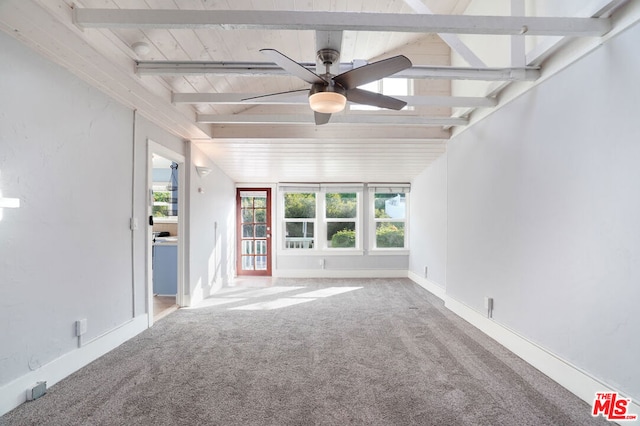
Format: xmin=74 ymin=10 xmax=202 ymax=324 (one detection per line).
xmin=326 ymin=193 xmax=357 ymax=218
xmin=376 ymin=222 xmax=405 ymax=248
xmin=153 ymin=191 xmax=171 ymax=217
xmin=331 ymin=229 xmax=356 ymax=248
xmin=284 ymin=193 xmax=316 ymax=218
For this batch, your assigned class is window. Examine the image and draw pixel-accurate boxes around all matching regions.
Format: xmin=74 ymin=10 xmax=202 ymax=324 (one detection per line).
xmin=283 ymin=192 xmax=316 ymax=249
xmin=325 ymin=192 xmax=358 ymax=249
xmin=350 ymin=78 xmax=412 ymax=111
xmin=280 ymin=184 xmax=364 ymax=251
xmin=370 ymin=185 xmax=410 ymax=250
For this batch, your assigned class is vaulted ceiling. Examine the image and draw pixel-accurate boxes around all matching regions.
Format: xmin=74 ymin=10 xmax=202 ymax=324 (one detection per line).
xmin=0 ymin=0 xmax=629 ymax=183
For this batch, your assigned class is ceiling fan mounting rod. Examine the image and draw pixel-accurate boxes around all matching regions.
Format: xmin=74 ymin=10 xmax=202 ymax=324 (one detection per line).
xmin=317 ymin=49 xmax=340 ymax=66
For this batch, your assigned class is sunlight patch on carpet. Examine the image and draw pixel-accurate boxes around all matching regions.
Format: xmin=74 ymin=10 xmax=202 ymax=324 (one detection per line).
xmin=229 ymin=298 xmax=315 ymax=311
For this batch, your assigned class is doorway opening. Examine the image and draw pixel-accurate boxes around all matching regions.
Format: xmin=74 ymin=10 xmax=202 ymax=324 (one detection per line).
xmin=147 ymin=142 xmax=185 ymax=325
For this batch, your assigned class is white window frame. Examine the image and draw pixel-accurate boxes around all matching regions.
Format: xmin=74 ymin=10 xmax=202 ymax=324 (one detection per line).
xmin=368 ymin=184 xmax=410 ymax=253
xmin=321 ymin=185 xmax=363 ymax=251
xmin=281 ymin=185 xmax=319 ymax=251
xmin=278 ymin=184 xmax=364 ymax=255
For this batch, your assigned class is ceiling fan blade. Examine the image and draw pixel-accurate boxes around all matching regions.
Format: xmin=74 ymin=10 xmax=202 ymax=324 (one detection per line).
xmin=314 ymin=111 xmax=332 ymax=125
xmin=260 ymin=48 xmax=326 ymax=85
xmin=333 ymin=55 xmax=412 ymax=90
xmin=346 ymin=88 xmax=407 ymax=110
xmin=241 ymin=89 xmax=309 ymax=102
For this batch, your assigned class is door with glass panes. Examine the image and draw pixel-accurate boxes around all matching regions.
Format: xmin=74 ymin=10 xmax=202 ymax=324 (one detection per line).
xmin=236 ymin=189 xmax=271 ymax=276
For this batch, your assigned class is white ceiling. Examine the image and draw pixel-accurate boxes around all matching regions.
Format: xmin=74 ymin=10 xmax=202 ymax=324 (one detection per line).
xmin=0 ymin=0 xmax=627 ymax=183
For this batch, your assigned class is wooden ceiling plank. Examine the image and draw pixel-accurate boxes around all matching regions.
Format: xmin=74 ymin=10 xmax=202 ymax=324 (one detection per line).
xmin=402 ymin=0 xmax=486 ymax=67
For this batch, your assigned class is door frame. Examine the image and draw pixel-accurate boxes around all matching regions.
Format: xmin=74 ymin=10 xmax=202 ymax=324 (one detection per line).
xmin=236 ymin=187 xmax=272 ymax=276
xmin=146 ymin=140 xmax=186 ymax=327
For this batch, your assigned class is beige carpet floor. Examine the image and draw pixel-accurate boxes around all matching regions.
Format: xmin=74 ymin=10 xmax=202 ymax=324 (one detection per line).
xmin=1 ymin=278 xmax=609 ymax=426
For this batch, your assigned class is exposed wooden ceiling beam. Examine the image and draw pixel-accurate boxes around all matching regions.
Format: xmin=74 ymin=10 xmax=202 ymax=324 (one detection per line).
xmin=197 ymin=114 xmax=467 ymax=126
xmin=73 ymin=9 xmax=611 ymax=36
xmin=173 ymin=93 xmax=497 ymax=108
xmin=315 ymin=30 xmax=342 ymax=75
xmin=402 ymin=0 xmax=486 ymax=67
xmin=138 ymin=62 xmax=540 ymax=81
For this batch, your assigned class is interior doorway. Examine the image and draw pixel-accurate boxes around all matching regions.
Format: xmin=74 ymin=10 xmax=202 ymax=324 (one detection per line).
xmin=236 ymin=188 xmax=272 ymax=276
xmin=147 ymin=141 xmax=185 ymax=325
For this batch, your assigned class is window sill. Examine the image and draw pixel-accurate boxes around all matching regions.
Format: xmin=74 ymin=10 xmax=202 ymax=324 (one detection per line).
xmin=367 ymin=249 xmax=409 ymax=256
xmin=277 ymin=249 xmax=365 ymax=256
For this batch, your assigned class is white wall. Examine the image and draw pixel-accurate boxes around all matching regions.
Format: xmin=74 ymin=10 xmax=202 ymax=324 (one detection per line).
xmin=187 ymin=144 xmax=236 ymax=305
xmin=0 ymin=29 xmax=137 ymax=398
xmin=412 ymin=22 xmax=640 ymax=401
xmin=409 ymin=153 xmax=447 ymax=288
xmin=0 ymin=30 xmax=237 ymax=414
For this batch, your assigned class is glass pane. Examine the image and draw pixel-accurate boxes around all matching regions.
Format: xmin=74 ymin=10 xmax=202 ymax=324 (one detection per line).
xmin=256 ymin=240 xmax=266 ymax=255
xmin=242 ymin=240 xmax=253 ymax=255
xmin=256 ymin=225 xmax=267 ymax=238
xmin=242 ymin=224 xmax=254 ymax=238
xmin=241 ymin=197 xmax=253 ymax=208
xmin=284 ymin=193 xmax=316 ymax=218
xmin=152 ymin=191 xmax=171 ymax=217
xmin=376 ymin=222 xmax=405 ymax=248
xmin=242 ymin=256 xmax=254 ymax=270
xmin=328 ymin=222 xmax=356 ymax=248
xmin=254 ymin=197 xmax=266 ymax=208
xmin=285 ymin=221 xmax=314 ymax=249
xmin=242 ymin=209 xmax=253 ymax=223
xmin=254 ymin=208 xmax=266 ymax=223
xmin=375 ymin=193 xmax=406 ymax=219
xmin=325 ymin=193 xmax=357 ymax=218
xmin=255 ymin=256 xmax=267 ymax=270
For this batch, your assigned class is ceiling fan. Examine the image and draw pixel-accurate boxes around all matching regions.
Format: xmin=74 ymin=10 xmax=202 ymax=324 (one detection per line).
xmin=248 ymin=48 xmax=413 ymax=125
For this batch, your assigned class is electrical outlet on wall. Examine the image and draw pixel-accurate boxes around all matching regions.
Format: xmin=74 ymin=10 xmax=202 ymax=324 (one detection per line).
xmin=484 ymin=297 xmax=494 ymax=318
xmin=424 ymin=266 xmax=428 ymax=278
xmin=75 ymin=319 xmax=87 ymax=336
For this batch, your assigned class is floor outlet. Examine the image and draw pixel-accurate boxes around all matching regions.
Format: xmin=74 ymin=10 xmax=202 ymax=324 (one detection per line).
xmin=27 ymin=381 xmax=47 ymax=401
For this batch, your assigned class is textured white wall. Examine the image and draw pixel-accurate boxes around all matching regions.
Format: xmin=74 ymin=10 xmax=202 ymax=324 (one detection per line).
xmin=446 ymin=22 xmax=640 ymax=400
xmin=0 ymin=31 xmax=135 ymax=385
xmin=0 ymin=30 xmax=238 ymax=405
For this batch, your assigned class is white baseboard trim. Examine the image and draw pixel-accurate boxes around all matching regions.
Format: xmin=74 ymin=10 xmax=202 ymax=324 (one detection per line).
xmin=408 ymin=276 xmax=640 ymax=418
xmin=274 ymin=269 xmax=409 ymax=279
xmin=0 ymin=314 xmax=149 ymax=417
xmin=407 ymin=271 xmax=446 ymax=301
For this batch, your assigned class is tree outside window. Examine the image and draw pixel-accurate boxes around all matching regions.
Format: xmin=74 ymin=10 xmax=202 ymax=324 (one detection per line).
xmin=284 ymin=192 xmax=316 ymax=249
xmin=374 ymin=193 xmax=407 ymax=248
xmin=326 ymin=193 xmax=358 ymax=248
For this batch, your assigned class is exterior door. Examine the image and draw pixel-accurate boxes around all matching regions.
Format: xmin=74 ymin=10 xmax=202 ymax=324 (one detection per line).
xmin=236 ymin=188 xmax=272 ymax=276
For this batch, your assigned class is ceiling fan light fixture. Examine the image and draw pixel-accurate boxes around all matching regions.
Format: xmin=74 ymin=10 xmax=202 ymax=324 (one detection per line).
xmin=309 ymin=83 xmax=347 ymax=114
xmin=309 ymin=91 xmax=346 ymax=114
